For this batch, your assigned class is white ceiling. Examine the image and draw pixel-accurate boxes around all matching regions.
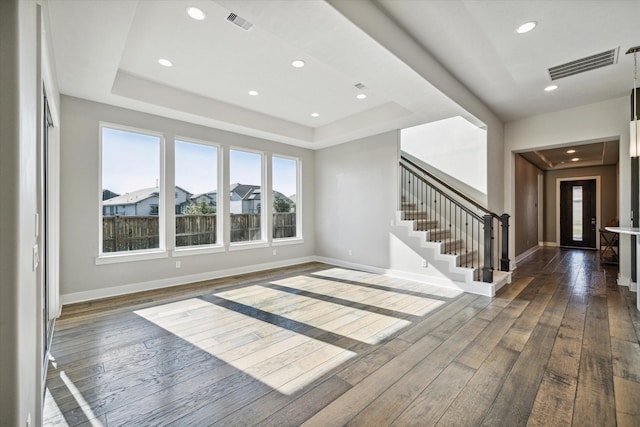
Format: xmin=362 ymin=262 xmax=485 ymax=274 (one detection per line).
xmin=45 ymin=0 xmax=640 ymax=149
xmin=520 ymin=140 xmax=619 ymax=171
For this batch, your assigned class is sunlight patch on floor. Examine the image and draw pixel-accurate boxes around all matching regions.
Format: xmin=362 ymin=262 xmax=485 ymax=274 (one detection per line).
xmin=43 ymin=372 xmax=104 ymax=426
xmin=311 ymin=267 xmax=465 ymax=298
xmin=135 ymin=298 xmax=357 ymax=395
xmin=213 ymin=285 xmax=412 ymax=344
xmin=270 ymin=275 xmax=445 ymax=316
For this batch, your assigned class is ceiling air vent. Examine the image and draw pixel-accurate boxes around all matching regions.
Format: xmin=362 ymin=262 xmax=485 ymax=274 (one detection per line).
xmin=227 ymin=13 xmax=253 ymax=31
xmin=354 ymin=83 xmax=366 ymax=90
xmin=548 ymin=48 xmax=618 ymax=81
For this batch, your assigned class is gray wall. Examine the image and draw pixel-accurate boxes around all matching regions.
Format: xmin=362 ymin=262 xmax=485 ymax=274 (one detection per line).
xmin=315 ymin=131 xmax=398 ymax=268
xmin=543 ymin=165 xmax=618 ymax=244
xmin=60 ymin=96 xmax=315 ymax=300
xmin=514 ymin=155 xmax=542 ymax=257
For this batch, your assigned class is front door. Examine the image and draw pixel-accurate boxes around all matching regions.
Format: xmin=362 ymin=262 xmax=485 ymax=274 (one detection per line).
xmin=560 ymin=179 xmax=597 ymax=248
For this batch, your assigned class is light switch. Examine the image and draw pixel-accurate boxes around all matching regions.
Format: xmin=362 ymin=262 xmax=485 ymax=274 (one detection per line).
xmin=33 ymin=245 xmax=39 ymax=271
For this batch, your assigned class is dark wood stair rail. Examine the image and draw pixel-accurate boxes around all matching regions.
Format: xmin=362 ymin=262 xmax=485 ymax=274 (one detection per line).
xmin=400 ymin=155 xmax=510 ymax=282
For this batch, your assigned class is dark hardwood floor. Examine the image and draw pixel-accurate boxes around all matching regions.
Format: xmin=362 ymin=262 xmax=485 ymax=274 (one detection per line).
xmin=44 ymin=248 xmax=640 ymax=426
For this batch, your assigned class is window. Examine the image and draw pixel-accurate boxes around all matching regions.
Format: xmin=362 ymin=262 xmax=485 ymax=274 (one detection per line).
xmin=101 ymin=126 xmax=161 ymax=253
xmin=272 ymin=156 xmax=299 ymax=239
xmin=175 ymin=139 xmax=219 ymax=247
xmin=229 ymin=149 xmax=263 ymax=242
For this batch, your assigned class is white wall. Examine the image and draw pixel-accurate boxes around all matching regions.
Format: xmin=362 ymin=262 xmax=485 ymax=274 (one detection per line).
xmin=505 ymin=97 xmax=631 ymax=282
xmin=0 ymin=1 xmax=59 ymax=425
xmin=60 ymin=96 xmax=316 ymax=302
xmin=401 ymin=116 xmax=488 ymax=203
xmin=315 ymin=131 xmax=398 ymax=269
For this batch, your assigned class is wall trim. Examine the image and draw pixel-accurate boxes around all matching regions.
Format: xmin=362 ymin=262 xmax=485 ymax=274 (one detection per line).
xmin=539 ymin=241 xmax=558 ymax=247
xmin=515 ymin=245 xmax=540 ymax=264
xmin=61 ymin=256 xmax=316 ymax=305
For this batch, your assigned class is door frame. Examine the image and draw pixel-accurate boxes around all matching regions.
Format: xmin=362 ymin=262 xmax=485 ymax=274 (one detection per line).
xmin=556 ymin=175 xmax=600 ymax=249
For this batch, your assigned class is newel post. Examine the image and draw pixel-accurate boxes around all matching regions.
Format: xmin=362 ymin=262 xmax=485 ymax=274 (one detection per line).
xmin=482 ymin=214 xmax=493 ymax=283
xmin=500 ymin=213 xmax=510 ymax=272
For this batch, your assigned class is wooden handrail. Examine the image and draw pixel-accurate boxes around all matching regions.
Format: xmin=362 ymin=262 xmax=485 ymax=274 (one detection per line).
xmin=400 ymin=155 xmax=501 ymax=220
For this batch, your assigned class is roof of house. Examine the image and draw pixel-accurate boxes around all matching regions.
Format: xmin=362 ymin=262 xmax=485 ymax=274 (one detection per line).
xmin=103 ymin=187 xmax=159 ymax=206
xmin=228 ymin=183 xmax=292 ymax=203
xmin=230 ymin=183 xmax=259 ymax=200
xmin=189 ymin=193 xmax=216 ymax=202
xmin=102 ymin=189 xmax=119 ymax=201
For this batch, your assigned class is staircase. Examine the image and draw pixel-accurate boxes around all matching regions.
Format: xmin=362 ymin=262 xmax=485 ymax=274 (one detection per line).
xmin=393 ymin=154 xmax=511 ymax=296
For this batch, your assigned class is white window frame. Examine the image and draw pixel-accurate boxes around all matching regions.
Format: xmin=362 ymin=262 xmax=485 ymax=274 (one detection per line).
xmin=172 ymin=136 xmax=224 ymax=256
xmin=96 ymin=122 xmax=167 ymax=264
xmin=228 ymin=146 xmax=267 ymax=249
xmin=271 ymin=154 xmax=303 ymax=244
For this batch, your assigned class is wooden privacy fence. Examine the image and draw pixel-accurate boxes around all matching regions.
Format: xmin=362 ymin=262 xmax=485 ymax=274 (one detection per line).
xmin=176 ymin=214 xmax=216 ymax=247
xmin=230 ymin=213 xmax=261 ymax=242
xmin=102 ymin=216 xmax=159 ymax=252
xmin=273 ymin=212 xmax=296 ymax=239
xmin=103 ymin=213 xmax=296 ymax=252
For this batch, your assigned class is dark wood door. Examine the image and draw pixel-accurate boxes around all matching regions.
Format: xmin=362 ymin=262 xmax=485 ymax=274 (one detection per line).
xmin=560 ymin=179 xmax=597 ymax=248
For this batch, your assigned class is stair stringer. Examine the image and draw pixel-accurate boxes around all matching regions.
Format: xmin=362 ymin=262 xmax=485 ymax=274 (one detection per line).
xmin=392 ymin=211 xmax=509 ymax=296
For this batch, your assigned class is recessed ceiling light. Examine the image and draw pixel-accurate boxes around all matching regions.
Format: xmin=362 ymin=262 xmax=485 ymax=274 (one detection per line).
xmin=311 ymin=113 xmax=319 ymax=118
xmin=291 ymin=59 xmax=305 ymax=68
xmin=248 ymin=90 xmax=259 ymax=96
xmin=356 ymin=93 xmax=367 ymax=100
xmin=571 ymin=158 xmax=580 ymax=162
xmin=516 ymin=21 xmax=537 ymax=34
xmin=566 ymin=149 xmax=576 ymax=154
xmin=544 ymin=85 xmax=558 ymax=92
xmin=186 ymin=7 xmax=206 ymax=20
xmin=158 ymin=58 xmax=173 ymax=67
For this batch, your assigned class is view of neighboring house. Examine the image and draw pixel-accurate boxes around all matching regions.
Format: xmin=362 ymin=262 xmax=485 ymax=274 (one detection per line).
xmin=188 ymin=192 xmax=216 ymax=209
xmin=102 ymin=186 xmax=192 ymax=216
xmin=229 ymin=183 xmax=261 ymax=214
xmin=102 ymin=184 xmax=292 ymax=216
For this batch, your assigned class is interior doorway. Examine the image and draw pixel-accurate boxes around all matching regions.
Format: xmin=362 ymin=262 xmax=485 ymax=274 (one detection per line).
xmin=559 ymin=179 xmax=597 ymax=248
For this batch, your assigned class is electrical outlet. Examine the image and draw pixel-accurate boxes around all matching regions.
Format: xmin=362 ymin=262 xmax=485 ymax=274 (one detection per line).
xmin=348 ymin=249 xmax=352 ymax=256
xmin=175 ymin=261 xmax=181 ymax=269
xmin=273 ymin=249 xmax=277 ymax=255
xmin=421 ymin=259 xmax=427 ymax=268
xmin=26 ymin=413 xmax=31 ymax=427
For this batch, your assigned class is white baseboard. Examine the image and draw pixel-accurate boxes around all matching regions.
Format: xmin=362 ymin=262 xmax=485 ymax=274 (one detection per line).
xmin=62 ymin=253 xmax=505 ymax=306
xmin=515 ymin=246 xmax=540 ymax=264
xmin=61 ymin=256 xmax=316 ymax=305
xmin=618 ymin=275 xmax=631 ymax=287
xmin=539 ymin=241 xmax=558 ymax=247
xmin=314 ymin=256 xmax=495 ymax=296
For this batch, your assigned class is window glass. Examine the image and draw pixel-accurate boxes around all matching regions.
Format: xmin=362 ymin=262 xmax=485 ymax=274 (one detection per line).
xmin=101 ymin=127 xmax=161 ymax=253
xmin=175 ymin=140 xmax=218 ymax=247
xmin=229 ymin=149 xmax=263 ymax=242
xmin=272 ymin=156 xmax=298 ymax=239
xmin=572 ymin=186 xmax=583 ymax=241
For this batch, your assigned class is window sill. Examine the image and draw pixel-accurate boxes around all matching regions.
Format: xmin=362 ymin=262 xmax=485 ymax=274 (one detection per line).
xmin=95 ymin=250 xmax=168 ymax=265
xmin=172 ymin=245 xmax=226 ymax=257
xmin=228 ymin=241 xmax=270 ymax=251
xmin=272 ymin=237 xmax=304 ymax=247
